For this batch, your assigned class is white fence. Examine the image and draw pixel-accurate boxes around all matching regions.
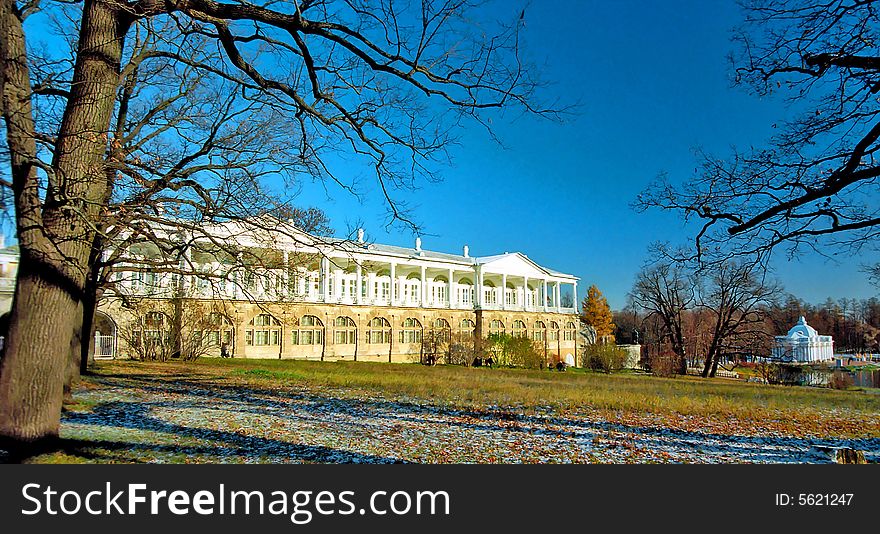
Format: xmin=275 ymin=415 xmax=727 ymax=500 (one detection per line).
xmin=94 ymin=334 xmax=116 ymax=359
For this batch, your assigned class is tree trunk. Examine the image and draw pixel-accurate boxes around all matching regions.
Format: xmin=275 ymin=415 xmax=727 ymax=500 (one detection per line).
xmin=78 ymin=278 xmax=101 ymax=376
xmin=0 ymin=255 xmax=80 ymax=446
xmin=702 ymin=338 xmax=720 ymax=378
xmin=64 ymin=299 xmax=85 ymax=401
xmin=0 ymin=0 xmax=64 ymax=449
xmin=0 ymin=0 xmax=129 ymax=450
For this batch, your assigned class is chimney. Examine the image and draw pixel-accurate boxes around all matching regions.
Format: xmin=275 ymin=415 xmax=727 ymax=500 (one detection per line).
xmin=357 ymin=228 xmax=365 ymax=243
xmin=463 ymin=245 xmax=469 ymax=258
xmin=415 ymin=237 xmax=422 ymax=252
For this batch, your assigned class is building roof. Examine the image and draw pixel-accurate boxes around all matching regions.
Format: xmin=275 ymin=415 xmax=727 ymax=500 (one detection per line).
xmin=336 ymin=240 xmax=473 ymax=264
xmin=0 ymin=217 xmax=579 ymax=281
xmin=333 ymin=238 xmax=577 ymax=280
xmin=785 ymin=316 xmax=820 ymax=339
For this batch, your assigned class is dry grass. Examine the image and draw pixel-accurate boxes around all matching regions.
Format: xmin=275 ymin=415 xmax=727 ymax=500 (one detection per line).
xmin=11 ymin=358 xmax=878 ymax=463
xmin=93 ymin=358 xmax=880 ymax=424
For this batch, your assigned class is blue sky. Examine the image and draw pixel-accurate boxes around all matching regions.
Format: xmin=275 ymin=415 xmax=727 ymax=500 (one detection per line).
xmin=11 ymin=1 xmax=877 ymax=310
xmin=292 ymin=0 xmax=879 ymax=309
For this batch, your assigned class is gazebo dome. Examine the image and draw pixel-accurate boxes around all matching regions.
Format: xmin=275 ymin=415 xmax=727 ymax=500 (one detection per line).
xmin=772 ymin=316 xmax=833 ymax=363
xmin=785 ymin=316 xmax=818 ymax=339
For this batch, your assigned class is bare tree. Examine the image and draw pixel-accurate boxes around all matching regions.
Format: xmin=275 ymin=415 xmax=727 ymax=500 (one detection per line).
xmin=629 ymin=261 xmax=696 ymax=374
xmin=23 ymin=11 xmax=342 ymax=392
xmin=696 ymin=261 xmax=778 ymax=377
xmin=0 ymin=0 xmax=551 ymax=451
xmin=636 ymin=0 xmax=880 ymax=267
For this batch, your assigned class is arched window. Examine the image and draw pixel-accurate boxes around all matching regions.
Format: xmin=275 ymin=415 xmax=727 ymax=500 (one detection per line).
xmin=512 ymin=320 xmax=526 ymax=337
xmin=483 ymin=281 xmax=497 ymax=305
xmin=400 ymin=317 xmax=423 ymax=343
xmin=402 ymin=274 xmax=421 ymax=304
xmin=457 ymin=278 xmax=474 ymax=305
xmin=339 ymin=266 xmax=357 ymax=300
xmin=374 ymin=271 xmax=391 ymax=302
xmin=526 ymin=284 xmax=538 ymax=307
xmin=292 ymin=315 xmax=323 ymax=345
xmin=246 ymin=313 xmax=281 ymax=346
xmin=192 ymin=312 xmax=233 ymax=347
xmin=333 ymin=316 xmax=356 ymax=345
xmin=458 ymin=318 xmax=476 ymax=338
xmin=533 ymin=321 xmax=547 ymax=342
xmin=367 ymin=317 xmax=391 ymax=344
xmin=433 ymin=318 xmax=451 ymax=343
xmin=430 ymin=276 xmax=448 ymax=305
xmin=131 ymin=269 xmax=160 ymax=292
xmin=564 ymin=321 xmax=577 ymax=341
xmin=489 ymin=319 xmax=504 ymax=335
xmin=133 ymin=311 xmax=172 ymax=348
xmin=549 ymin=321 xmax=560 ymax=341
xmin=145 ymin=311 xmax=167 ymax=328
xmin=505 ymin=282 xmax=517 ymax=306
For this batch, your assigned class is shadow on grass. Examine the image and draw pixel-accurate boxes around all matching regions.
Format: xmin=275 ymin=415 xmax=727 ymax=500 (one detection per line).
xmin=52 ymin=372 xmax=880 ymax=464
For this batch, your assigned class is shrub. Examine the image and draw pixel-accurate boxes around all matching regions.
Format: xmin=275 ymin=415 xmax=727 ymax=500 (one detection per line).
xmin=445 ymin=333 xmax=475 ymax=366
xmin=581 ymin=344 xmax=628 ymax=373
xmin=484 ymin=333 xmax=546 ymax=369
xmin=648 ymin=351 xmax=679 ymax=378
xmin=507 ymin=336 xmax=545 ymax=369
xmin=828 ymin=370 xmax=854 ymax=390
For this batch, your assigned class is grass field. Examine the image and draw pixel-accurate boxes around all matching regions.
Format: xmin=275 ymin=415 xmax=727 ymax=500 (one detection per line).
xmin=17 ymin=358 xmax=879 ymax=463
xmin=90 ymin=358 xmax=880 ymax=431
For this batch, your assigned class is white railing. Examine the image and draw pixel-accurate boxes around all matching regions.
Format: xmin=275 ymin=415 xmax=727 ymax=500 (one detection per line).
xmin=117 ymin=277 xmax=579 ymax=315
xmin=0 ymin=277 xmax=15 ymax=293
xmin=94 ymin=334 xmax=116 ymax=359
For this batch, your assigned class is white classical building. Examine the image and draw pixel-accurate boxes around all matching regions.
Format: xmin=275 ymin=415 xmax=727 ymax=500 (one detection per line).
xmin=771 ymin=316 xmax=834 ymax=363
xmin=0 ymin=217 xmax=581 ymax=364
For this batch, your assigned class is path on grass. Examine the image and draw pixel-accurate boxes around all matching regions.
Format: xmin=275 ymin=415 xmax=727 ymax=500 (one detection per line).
xmin=61 ymin=374 xmax=880 ymax=463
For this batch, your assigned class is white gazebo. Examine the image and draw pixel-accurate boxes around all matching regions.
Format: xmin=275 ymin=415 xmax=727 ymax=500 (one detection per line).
xmin=771 ymin=316 xmax=834 ymax=363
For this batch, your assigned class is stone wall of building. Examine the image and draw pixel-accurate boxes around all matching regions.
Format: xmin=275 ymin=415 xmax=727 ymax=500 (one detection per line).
xmin=98 ymin=297 xmax=579 ymax=365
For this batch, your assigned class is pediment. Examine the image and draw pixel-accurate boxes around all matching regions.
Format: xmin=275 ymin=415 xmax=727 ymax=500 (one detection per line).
xmin=479 ymin=254 xmax=552 ymax=278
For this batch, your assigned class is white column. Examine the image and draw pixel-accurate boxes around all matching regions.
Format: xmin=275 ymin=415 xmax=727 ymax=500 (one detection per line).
xmin=448 ymin=268 xmax=454 ymax=309
xmin=542 ymin=279 xmax=548 ymax=311
xmin=421 ymin=265 xmax=427 ymax=305
xmin=282 ymin=249 xmax=290 ymax=300
xmin=356 ymin=263 xmax=363 ymax=304
xmin=333 ymin=268 xmax=343 ymax=302
xmin=321 ymin=256 xmax=330 ymax=301
xmin=554 ymin=282 xmax=560 ymax=310
xmin=523 ymin=275 xmax=529 ymax=310
xmin=501 ymin=273 xmax=507 ymax=310
xmin=572 ymin=282 xmax=578 ymax=313
xmin=390 ymin=262 xmax=396 ymax=304
xmin=179 ymin=247 xmax=191 ymax=294
xmin=235 ymin=253 xmax=244 ymax=299
xmin=368 ymin=272 xmax=376 ymax=301
xmin=399 ymin=275 xmax=407 ymax=304
xmin=476 ymin=266 xmax=484 ymax=308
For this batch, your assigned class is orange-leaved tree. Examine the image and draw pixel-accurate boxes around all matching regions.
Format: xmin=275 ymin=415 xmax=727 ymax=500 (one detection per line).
xmin=580 ymin=285 xmax=615 ymax=341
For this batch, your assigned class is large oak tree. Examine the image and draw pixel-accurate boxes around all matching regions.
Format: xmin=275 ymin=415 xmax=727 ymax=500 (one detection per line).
xmin=0 ymin=0 xmax=547 ymax=451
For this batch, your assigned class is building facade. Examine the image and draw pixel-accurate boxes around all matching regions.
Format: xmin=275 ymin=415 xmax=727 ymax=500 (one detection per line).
xmin=0 ymin=218 xmax=581 ymax=365
xmin=771 ymin=316 xmax=834 ymax=363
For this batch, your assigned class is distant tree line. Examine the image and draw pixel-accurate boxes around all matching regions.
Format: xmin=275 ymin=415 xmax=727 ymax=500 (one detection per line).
xmin=616 ymin=261 xmax=880 ymax=377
